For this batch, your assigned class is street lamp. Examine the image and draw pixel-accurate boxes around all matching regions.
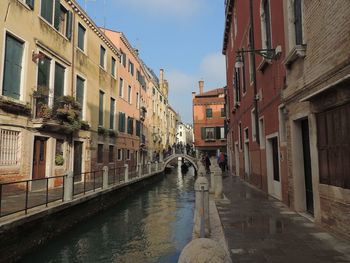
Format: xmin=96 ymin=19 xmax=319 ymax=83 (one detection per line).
xmin=235 ymin=47 xmax=281 ymax=69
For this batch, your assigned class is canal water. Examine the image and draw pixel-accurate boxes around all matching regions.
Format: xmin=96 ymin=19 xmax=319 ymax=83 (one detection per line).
xmin=21 ymin=164 xmax=195 ymax=263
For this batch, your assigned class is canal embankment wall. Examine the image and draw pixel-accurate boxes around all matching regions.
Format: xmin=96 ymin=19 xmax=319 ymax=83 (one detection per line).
xmin=0 ymin=171 xmax=165 ymax=263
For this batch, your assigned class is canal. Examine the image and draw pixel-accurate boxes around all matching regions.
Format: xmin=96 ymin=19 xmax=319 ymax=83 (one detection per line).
xmin=21 ymin=164 xmax=195 ymax=263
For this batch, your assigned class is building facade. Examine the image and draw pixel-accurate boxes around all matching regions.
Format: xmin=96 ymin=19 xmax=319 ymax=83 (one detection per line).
xmin=176 ymin=122 xmax=194 ymax=146
xmin=0 ymin=0 xmax=121 ymax=183
xmin=192 ymin=81 xmax=226 ymax=156
xmin=282 ymin=0 xmax=350 ymax=235
xmin=223 ymin=0 xmax=287 ymax=201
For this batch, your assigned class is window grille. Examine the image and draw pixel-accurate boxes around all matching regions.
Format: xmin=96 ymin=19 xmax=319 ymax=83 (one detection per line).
xmin=0 ymin=129 xmax=20 ymax=166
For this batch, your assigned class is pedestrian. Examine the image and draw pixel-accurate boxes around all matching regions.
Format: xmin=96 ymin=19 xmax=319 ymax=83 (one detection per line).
xmin=218 ymin=151 xmax=226 ymax=172
xmin=205 ymin=153 xmax=211 ymax=174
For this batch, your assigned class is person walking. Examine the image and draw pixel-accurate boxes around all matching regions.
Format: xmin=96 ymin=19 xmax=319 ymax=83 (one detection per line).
xmin=204 ymin=153 xmax=211 ymax=174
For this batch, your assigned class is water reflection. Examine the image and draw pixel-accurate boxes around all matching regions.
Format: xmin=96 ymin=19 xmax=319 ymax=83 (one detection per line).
xmin=21 ymin=167 xmax=195 ymax=263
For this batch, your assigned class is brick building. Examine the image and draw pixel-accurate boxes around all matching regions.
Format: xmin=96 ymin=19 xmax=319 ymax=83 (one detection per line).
xmin=192 ymin=81 xmax=226 ymax=156
xmin=223 ymin=0 xmax=287 ymax=201
xmin=282 ymin=0 xmax=350 ymax=236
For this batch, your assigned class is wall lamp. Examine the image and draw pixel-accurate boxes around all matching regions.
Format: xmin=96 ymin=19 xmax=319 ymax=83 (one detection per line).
xmin=235 ymin=46 xmax=282 ymax=68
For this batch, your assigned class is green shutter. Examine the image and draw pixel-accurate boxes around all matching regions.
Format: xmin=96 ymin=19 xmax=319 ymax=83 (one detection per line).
xmin=110 ymin=98 xmax=115 ymax=129
xmin=54 ymin=63 xmax=64 ymax=102
xmin=66 ymin=11 xmax=73 ymax=40
xmin=122 ymin=113 xmax=126 ymax=132
xmin=201 ymin=127 xmax=205 ymax=139
xmin=136 ymin=120 xmax=140 ymax=137
xmin=76 ymin=76 xmax=84 ymax=108
xmin=99 ymin=91 xmax=104 ymax=126
xmin=216 ymin=127 xmax=221 ymax=139
xmin=41 ymin=0 xmax=53 ymax=23
xmin=26 ymin=0 xmax=34 ymax=9
xmin=54 ymin=0 xmax=61 ymax=30
xmin=2 ymin=35 xmax=23 ymax=100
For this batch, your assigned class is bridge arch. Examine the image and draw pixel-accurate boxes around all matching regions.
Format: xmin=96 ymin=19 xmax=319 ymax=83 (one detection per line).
xmin=163 ymin=154 xmax=198 ymax=174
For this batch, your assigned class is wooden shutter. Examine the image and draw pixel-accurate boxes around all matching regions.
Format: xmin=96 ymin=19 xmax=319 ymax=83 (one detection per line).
xmin=41 ymin=0 xmax=53 ymax=23
xmin=99 ymin=91 xmax=104 ymax=126
xmin=2 ymin=35 xmax=23 ymax=100
xmin=54 ymin=63 xmax=64 ymax=101
xmin=201 ymin=127 xmax=205 ymax=139
xmin=76 ymin=76 xmax=84 ymax=108
xmin=66 ymin=11 xmax=73 ymax=40
xmin=26 ymin=0 xmax=34 ymax=9
xmin=110 ymin=98 xmax=115 ymax=129
xmin=54 ymin=0 xmax=61 ymax=30
xmin=136 ymin=120 xmax=141 ymax=136
xmin=216 ymin=127 xmax=221 ymax=139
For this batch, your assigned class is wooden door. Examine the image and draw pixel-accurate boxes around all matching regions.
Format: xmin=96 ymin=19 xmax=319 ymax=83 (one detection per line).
xmin=32 ymin=137 xmax=47 ymax=179
xmin=301 ymin=119 xmax=314 ymax=215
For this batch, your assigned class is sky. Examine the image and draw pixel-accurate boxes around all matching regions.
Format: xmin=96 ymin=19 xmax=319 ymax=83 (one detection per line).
xmin=76 ymin=0 xmax=226 ymax=124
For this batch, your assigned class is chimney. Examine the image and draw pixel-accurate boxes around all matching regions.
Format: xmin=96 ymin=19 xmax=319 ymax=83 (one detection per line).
xmin=160 ymin=69 xmax=164 ymax=83
xmin=192 ymin=91 xmax=196 ymax=99
xmin=199 ymin=80 xmax=204 ymax=94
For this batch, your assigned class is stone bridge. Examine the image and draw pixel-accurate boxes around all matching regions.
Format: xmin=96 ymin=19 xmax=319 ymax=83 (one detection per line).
xmin=162 ymin=151 xmax=199 ymax=173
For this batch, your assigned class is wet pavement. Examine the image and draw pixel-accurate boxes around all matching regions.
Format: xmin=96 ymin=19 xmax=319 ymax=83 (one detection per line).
xmin=216 ymin=175 xmax=350 ymax=263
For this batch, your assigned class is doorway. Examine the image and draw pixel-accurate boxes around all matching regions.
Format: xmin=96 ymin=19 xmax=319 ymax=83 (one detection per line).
xmin=73 ymin=141 xmax=83 ymax=182
xmin=301 ymin=119 xmax=314 ymax=215
xmin=235 ymin=142 xmax=240 ymax=177
xmin=266 ymin=135 xmax=282 ymax=199
xmin=32 ymin=137 xmax=48 ymax=190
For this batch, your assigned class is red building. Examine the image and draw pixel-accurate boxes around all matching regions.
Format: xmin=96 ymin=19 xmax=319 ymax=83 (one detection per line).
xmin=192 ymin=81 xmax=226 ymax=156
xmin=223 ymin=0 xmax=288 ymax=202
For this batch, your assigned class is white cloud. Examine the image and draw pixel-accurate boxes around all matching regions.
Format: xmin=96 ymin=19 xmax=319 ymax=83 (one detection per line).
xmin=199 ymin=52 xmax=226 ymax=88
xmin=114 ymin=0 xmax=201 ymax=17
xmin=166 ymin=52 xmax=226 ymax=123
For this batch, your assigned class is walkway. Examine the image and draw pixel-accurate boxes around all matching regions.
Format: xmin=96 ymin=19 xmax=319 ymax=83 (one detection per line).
xmin=216 ymin=175 xmax=350 ymax=263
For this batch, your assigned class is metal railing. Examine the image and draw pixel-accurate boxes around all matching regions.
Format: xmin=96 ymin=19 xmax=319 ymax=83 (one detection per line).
xmin=73 ymin=170 xmax=103 ymax=197
xmin=0 ymin=160 xmax=172 ymax=218
xmin=0 ymin=175 xmax=65 ymax=218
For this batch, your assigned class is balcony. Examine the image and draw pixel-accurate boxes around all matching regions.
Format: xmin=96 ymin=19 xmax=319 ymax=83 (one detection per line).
xmin=33 ymin=95 xmax=89 ymax=134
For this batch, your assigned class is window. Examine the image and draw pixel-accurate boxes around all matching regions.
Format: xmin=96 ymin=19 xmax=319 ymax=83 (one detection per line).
xmin=294 ymin=0 xmax=303 ymax=45
xmin=0 ymin=129 xmax=19 ymax=166
xmin=2 ymin=34 xmax=24 ymax=100
xmin=136 ymin=120 xmax=141 ymax=137
xmin=152 ymin=87 xmax=155 ymax=95
xmin=127 ymin=117 xmax=134 ymax=135
xmin=206 ymin=108 xmax=213 ymax=118
xmin=126 ymin=149 xmax=130 ymax=160
xmin=118 ymin=112 xmax=126 ymax=132
xmin=238 ymin=122 xmax=242 ymax=151
xmin=259 ymin=117 xmax=266 ymax=149
xmin=251 ymin=108 xmax=257 ymax=141
xmin=117 ymin=148 xmax=123 ymax=161
xmin=76 ymin=75 xmax=85 ymax=118
xmin=119 ymin=78 xmax=124 ymax=97
xmin=55 ymin=139 xmax=64 ymax=166
xmin=109 ymin=145 xmax=114 ymax=163
xmin=99 ymin=90 xmax=104 ymax=126
xmin=128 ymin=60 xmax=134 ymax=76
xmin=40 ymin=0 xmax=72 ymax=39
xmin=220 ymin=127 xmax=225 ymax=139
xmin=111 ymin=57 xmax=116 ymax=77
xmin=234 ymin=68 xmax=241 ymax=103
xmin=97 ymin=144 xmax=103 ymax=163
xmin=110 ymin=98 xmax=115 ymax=129
xmin=261 ymin=0 xmax=272 ymax=49
xmin=120 ymin=50 xmax=126 ymax=67
xmin=77 ymin=23 xmax=86 ymax=51
xmin=221 ymin=108 xmax=226 ymax=117
xmin=37 ymin=55 xmax=51 ymax=105
xmin=100 ymin=46 xmax=106 ymax=68
xmin=24 ymin=0 xmax=35 ymax=9
xmin=128 ymin=85 xmax=132 ymax=103
xmin=160 ymin=95 xmax=163 ymax=102
xmin=204 ymin=127 xmax=215 ymax=140
xmin=54 ymin=62 xmax=65 ymax=102
xmin=136 ymin=92 xmax=140 ymax=109
xmin=180 ymin=131 xmax=182 ymax=136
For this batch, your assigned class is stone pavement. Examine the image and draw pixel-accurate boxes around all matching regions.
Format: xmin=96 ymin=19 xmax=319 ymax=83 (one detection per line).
xmin=215 ymin=175 xmax=350 ymax=263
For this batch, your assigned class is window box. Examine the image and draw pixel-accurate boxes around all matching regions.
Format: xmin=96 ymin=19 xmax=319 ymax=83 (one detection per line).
xmin=0 ymin=96 xmax=31 ymax=116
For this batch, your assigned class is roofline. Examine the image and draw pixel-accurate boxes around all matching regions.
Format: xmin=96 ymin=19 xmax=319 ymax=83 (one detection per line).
xmin=66 ymin=0 xmax=121 ymax=58
xmin=222 ymin=0 xmax=234 ymax=54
